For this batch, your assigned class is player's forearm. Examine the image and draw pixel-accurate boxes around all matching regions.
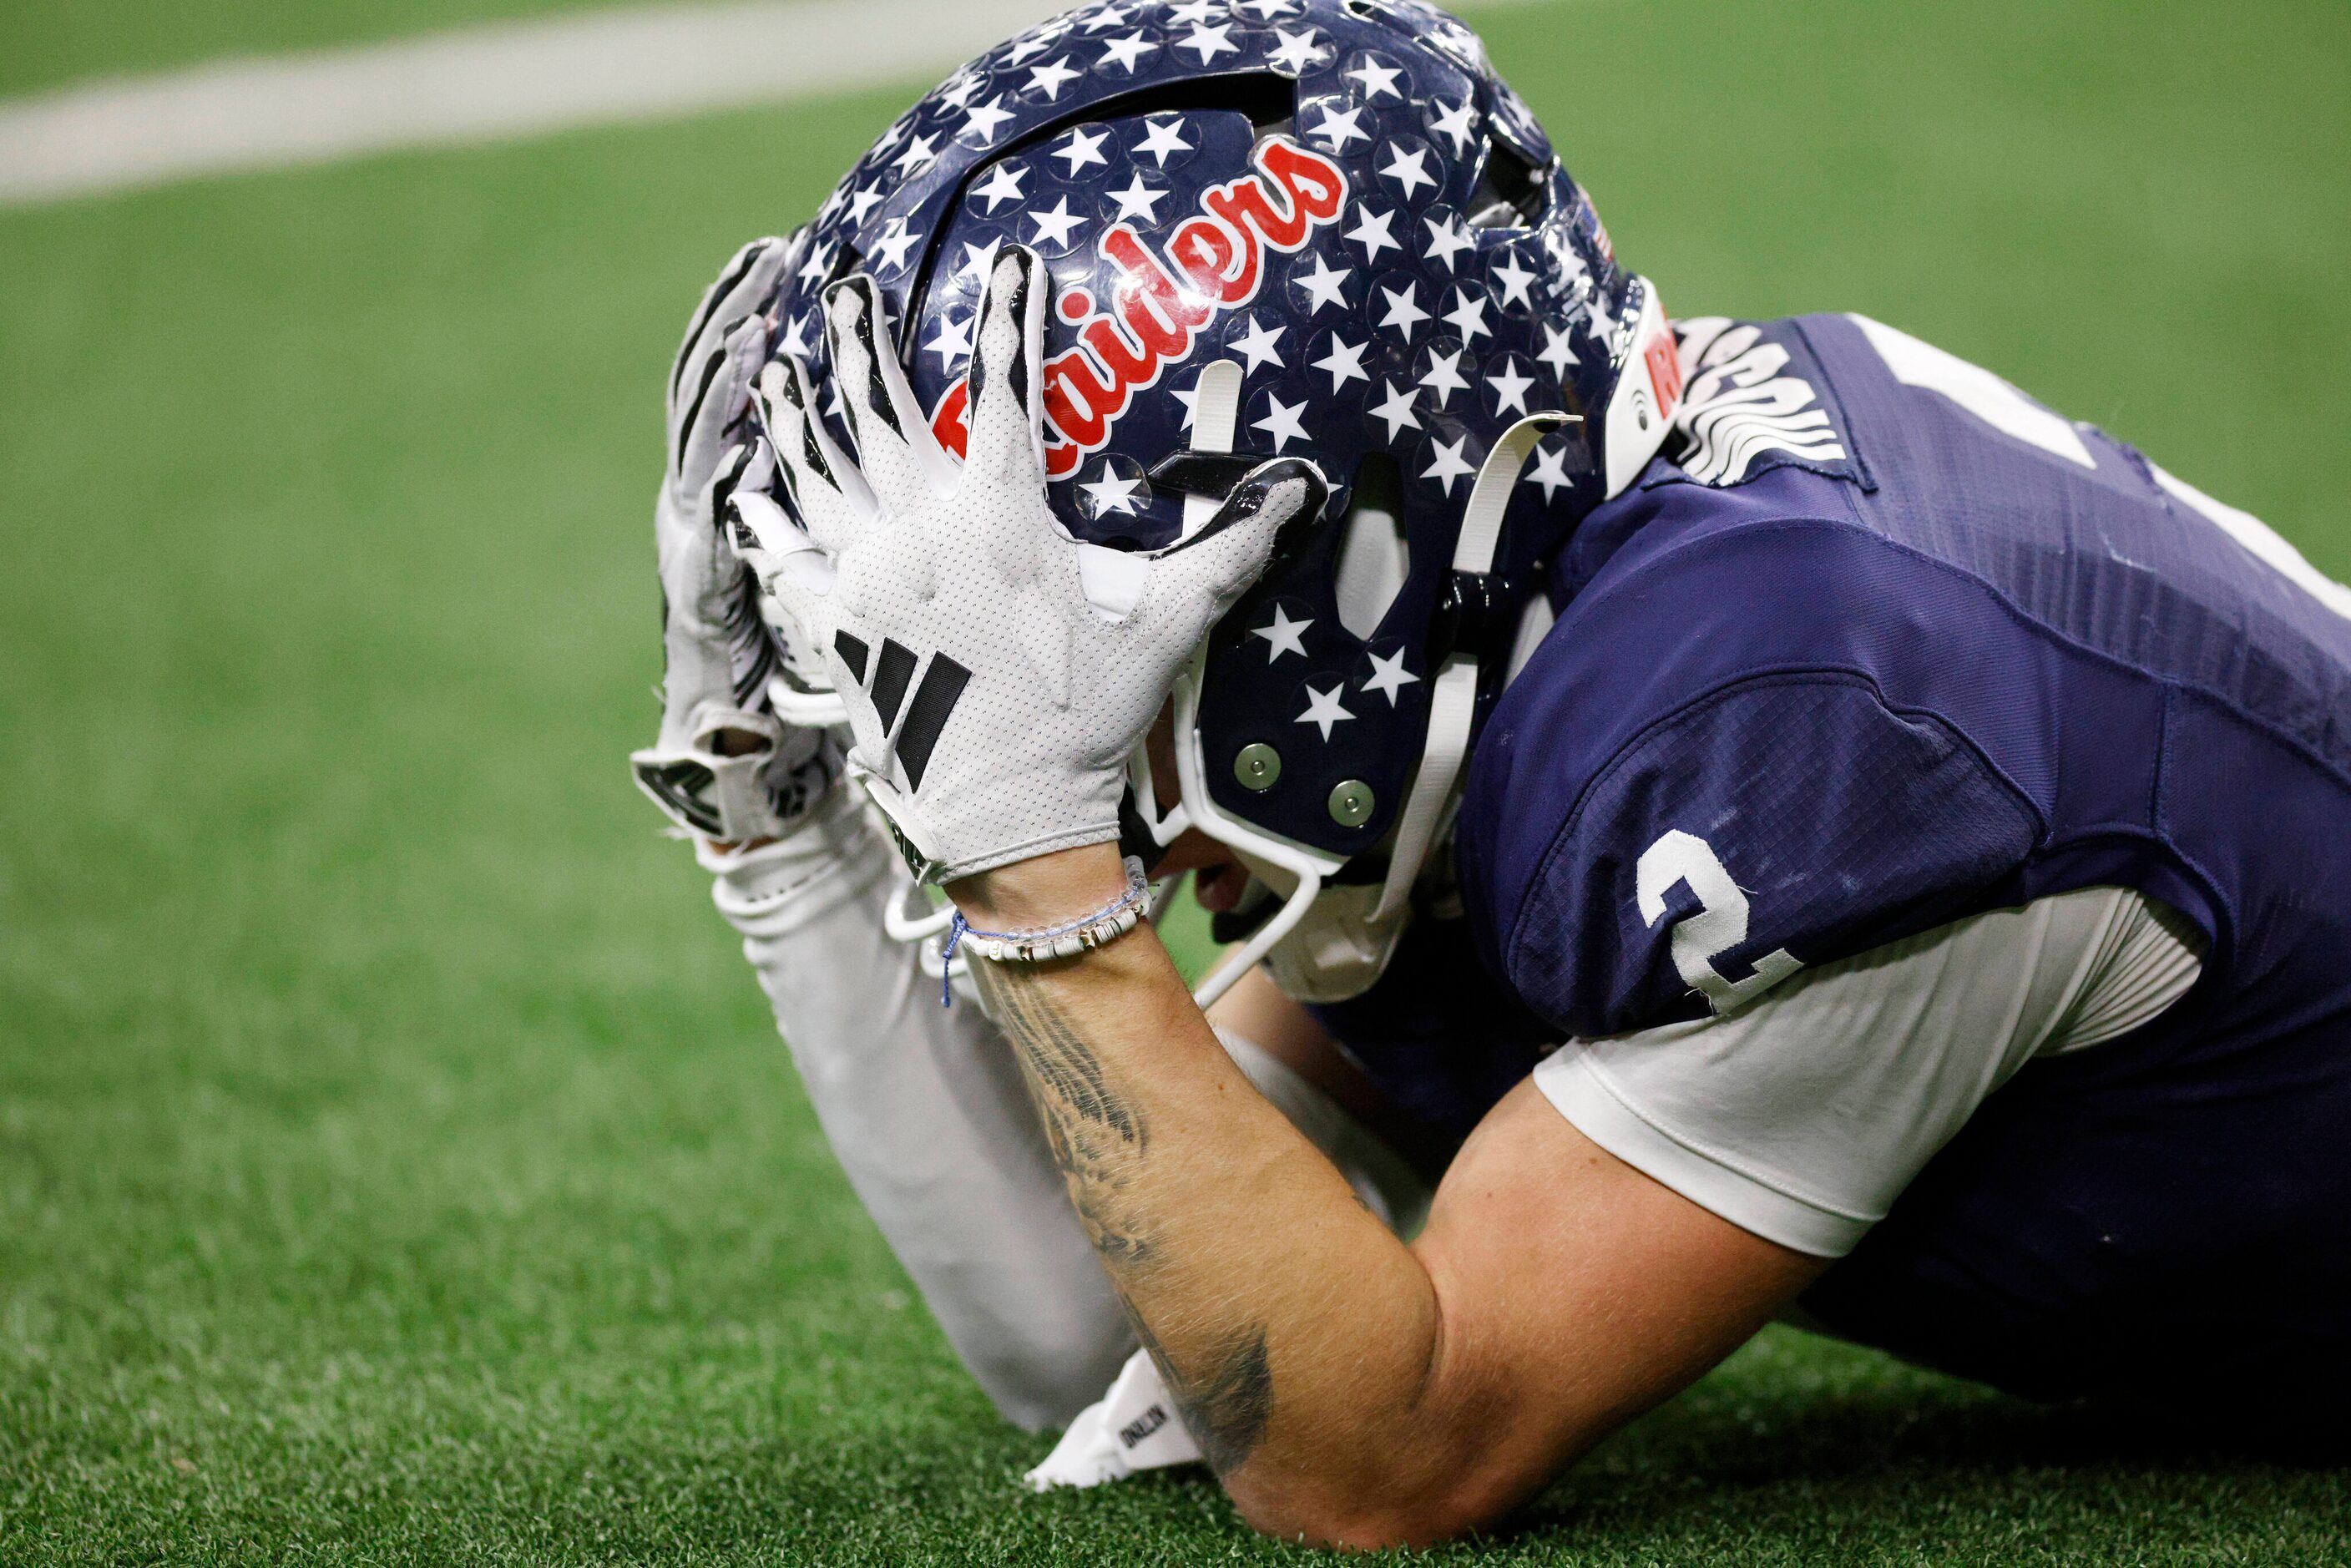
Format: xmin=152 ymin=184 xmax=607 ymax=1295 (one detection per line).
xmin=957 ymin=847 xmax=1519 ymax=1545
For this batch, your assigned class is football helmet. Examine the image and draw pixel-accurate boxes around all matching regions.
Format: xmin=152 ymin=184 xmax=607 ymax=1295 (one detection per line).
xmin=751 ymin=0 xmax=1683 ymax=1001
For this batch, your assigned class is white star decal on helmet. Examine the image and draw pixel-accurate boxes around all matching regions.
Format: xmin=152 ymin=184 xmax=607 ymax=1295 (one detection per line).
xmin=1580 ymin=292 xmax=1616 ymax=343
xmin=1054 ymin=126 xmax=1111 ymax=174
xmin=1490 ymin=252 xmax=1540 ymax=310
xmin=1418 ymin=346 xmax=1471 ymax=406
xmin=1487 ymin=360 xmax=1536 ymax=417
xmin=1026 ymin=59 xmax=1081 ymax=99
xmin=1347 ymin=58 xmax=1405 ymax=99
xmin=1297 ymin=684 xmax=1357 ymax=741
xmin=1370 ymin=379 xmax=1423 ymax=441
xmin=1443 ymin=286 xmax=1492 ymax=344
xmin=1177 ymin=23 xmax=1239 ymax=63
xmin=1026 ymin=196 xmax=1085 ymax=247
xmin=1361 ymin=648 xmax=1422 ymax=706
xmin=1346 ymin=205 xmax=1399 ymax=261
xmin=1267 ymin=27 xmax=1327 ymax=74
xmin=1081 ymin=469 xmax=1146 ymax=517
xmin=892 ymin=133 xmax=939 ymax=175
xmin=1313 ymin=104 xmax=1370 ymax=151
xmin=1423 ymin=214 xmax=1476 ymax=271
xmin=1538 ymin=321 xmax=1580 ymax=380
xmin=1381 ymin=144 xmax=1436 ymax=201
xmin=971 ymin=163 xmax=1028 ymax=212
xmin=961 ymin=98 xmax=1017 ymax=144
xmin=925 ymin=312 xmax=973 ymax=368
xmin=1294 ymin=255 xmax=1352 ymax=312
xmin=956 ymin=237 xmax=1004 ymax=285
xmin=1098 ymin=33 xmax=1155 ymax=72
xmin=1108 ymin=173 xmax=1169 ymax=223
xmin=1422 ymin=435 xmax=1475 ymax=495
xmin=1378 ymin=283 xmax=1429 ymax=338
xmin=1251 ymin=604 xmax=1313 ymax=662
xmin=1134 ymin=117 xmax=1195 ymax=167
xmin=1006 ymin=31 xmax=1061 ymax=65
xmin=1253 ymin=394 xmax=1311 ymax=451
xmin=1428 ymin=99 xmax=1479 ymax=155
xmin=870 ymin=219 xmax=920 ymax=272
xmin=1523 ymin=444 xmax=1576 ymax=502
xmin=1231 ymin=314 xmax=1286 ymax=373
xmin=1312 ymin=333 xmax=1370 ymax=393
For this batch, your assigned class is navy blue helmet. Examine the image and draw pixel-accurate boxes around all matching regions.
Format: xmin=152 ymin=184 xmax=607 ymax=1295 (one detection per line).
xmin=756 ymin=0 xmax=1683 ymax=994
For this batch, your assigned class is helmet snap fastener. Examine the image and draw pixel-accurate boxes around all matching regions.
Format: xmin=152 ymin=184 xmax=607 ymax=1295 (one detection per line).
xmin=1234 ymin=743 xmax=1282 ymax=792
xmin=1327 ymin=780 xmax=1376 ymax=827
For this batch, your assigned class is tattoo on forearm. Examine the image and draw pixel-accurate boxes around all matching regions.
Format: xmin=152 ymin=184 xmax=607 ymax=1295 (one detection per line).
xmin=1132 ymin=1312 xmax=1274 ymax=1475
xmin=981 ymin=966 xmax=1153 ymax=1263
xmin=979 ymin=964 xmax=1276 ymax=1474
xmin=986 ymin=967 xmax=1143 ymax=1149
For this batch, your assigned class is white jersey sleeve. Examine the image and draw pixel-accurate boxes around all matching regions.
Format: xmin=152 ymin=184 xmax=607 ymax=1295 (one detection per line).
xmin=699 ymin=787 xmax=1132 ymax=1431
xmin=1534 ymin=887 xmax=2204 ymax=1257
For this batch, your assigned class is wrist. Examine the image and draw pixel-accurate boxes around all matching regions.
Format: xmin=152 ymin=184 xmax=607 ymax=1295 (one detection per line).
xmin=948 ymin=841 xmax=1131 ymax=930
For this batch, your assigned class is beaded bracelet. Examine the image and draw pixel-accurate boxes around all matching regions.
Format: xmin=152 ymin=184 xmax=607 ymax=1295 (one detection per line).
xmin=939 ymin=856 xmax=1151 ymax=1006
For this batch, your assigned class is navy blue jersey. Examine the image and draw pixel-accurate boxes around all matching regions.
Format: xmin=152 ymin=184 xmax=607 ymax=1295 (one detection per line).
xmin=1464 ymin=311 xmax=2351 ymax=1043
xmin=1314 ymin=314 xmax=2351 ymax=1413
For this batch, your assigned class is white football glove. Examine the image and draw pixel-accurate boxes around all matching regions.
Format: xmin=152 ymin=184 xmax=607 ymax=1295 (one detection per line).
xmin=634 ymin=233 xmax=842 ymax=843
xmin=733 ymin=248 xmax=1327 ymax=884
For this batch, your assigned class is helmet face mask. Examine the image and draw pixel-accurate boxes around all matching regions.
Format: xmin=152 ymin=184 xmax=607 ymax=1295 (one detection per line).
xmin=756 ymin=0 xmax=1683 ymax=1001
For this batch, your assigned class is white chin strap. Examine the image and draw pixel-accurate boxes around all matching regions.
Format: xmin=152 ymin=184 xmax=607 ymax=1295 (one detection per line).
xmin=1368 ymin=412 xmax=1575 ymax=923
xmin=1363 ymin=281 xmax=1681 ymax=923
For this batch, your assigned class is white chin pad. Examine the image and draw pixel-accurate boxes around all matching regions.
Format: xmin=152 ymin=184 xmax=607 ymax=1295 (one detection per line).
xmin=1261 ymin=878 xmax=1412 ymax=1005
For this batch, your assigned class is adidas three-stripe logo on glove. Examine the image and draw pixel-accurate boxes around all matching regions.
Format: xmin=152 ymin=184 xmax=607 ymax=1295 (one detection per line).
xmin=731 ymin=245 xmax=1326 ymax=885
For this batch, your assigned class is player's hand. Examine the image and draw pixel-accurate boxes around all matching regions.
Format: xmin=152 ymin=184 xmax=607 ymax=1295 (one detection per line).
xmin=633 ymin=233 xmax=841 ymax=843
xmin=732 ymin=247 xmax=1326 ymax=884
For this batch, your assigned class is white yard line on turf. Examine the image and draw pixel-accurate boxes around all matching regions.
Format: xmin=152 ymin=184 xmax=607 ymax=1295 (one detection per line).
xmin=0 ymin=0 xmax=1062 ymax=207
xmin=0 ymin=0 xmax=1552 ymax=209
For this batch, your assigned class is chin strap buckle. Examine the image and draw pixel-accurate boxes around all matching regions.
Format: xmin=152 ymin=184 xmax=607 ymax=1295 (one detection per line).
xmin=1428 ymin=568 xmax=1521 ymax=671
xmin=1145 ymin=449 xmax=1261 ymax=502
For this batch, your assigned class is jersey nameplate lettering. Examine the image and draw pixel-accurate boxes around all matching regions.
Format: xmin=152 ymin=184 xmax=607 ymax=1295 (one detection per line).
xmin=1669 ymin=321 xmax=1851 ymax=487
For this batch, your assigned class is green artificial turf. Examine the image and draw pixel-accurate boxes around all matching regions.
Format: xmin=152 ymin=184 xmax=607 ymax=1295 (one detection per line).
xmin=3 ymin=0 xmax=2348 ymax=1560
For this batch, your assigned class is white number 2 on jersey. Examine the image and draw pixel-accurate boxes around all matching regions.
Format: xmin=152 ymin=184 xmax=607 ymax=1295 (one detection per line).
xmin=1637 ymin=830 xmax=1805 ymax=1014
